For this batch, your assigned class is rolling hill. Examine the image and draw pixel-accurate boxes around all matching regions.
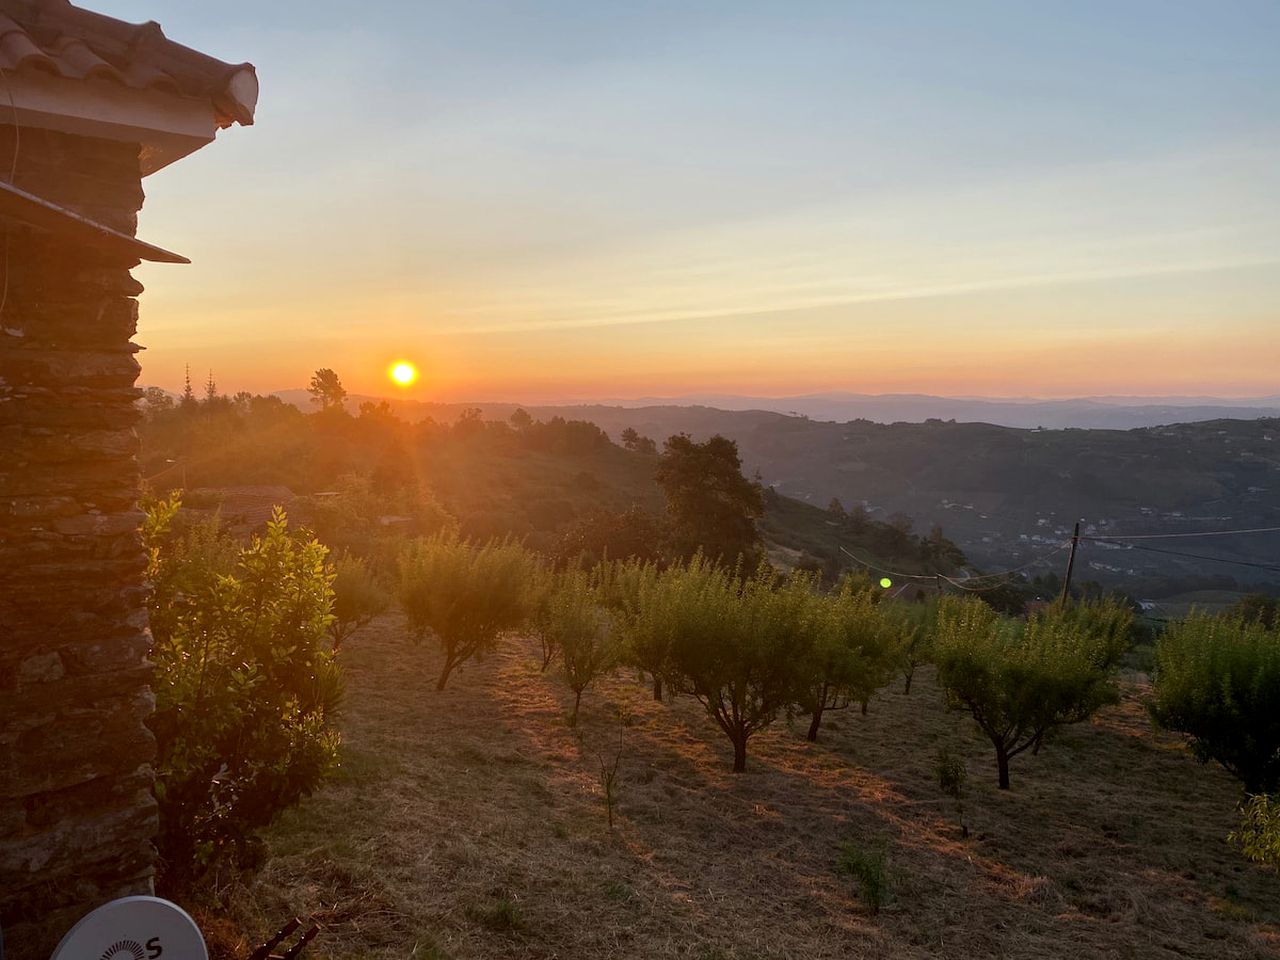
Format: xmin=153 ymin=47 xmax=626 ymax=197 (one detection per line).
xmin=271 ymin=392 xmax=1280 ymax=589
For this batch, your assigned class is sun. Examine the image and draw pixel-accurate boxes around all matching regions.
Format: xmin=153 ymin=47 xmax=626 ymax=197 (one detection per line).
xmin=389 ymin=361 xmax=418 ymax=387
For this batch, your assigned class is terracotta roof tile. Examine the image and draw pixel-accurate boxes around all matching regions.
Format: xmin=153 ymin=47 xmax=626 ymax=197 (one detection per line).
xmin=0 ymin=0 xmax=256 ymax=127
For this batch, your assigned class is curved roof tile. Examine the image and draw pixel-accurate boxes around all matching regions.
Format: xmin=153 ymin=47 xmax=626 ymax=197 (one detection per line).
xmin=0 ymin=0 xmax=256 ymax=127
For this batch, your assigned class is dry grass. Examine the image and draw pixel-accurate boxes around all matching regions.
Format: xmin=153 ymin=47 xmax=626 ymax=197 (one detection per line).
xmin=201 ymin=616 xmax=1280 ymax=959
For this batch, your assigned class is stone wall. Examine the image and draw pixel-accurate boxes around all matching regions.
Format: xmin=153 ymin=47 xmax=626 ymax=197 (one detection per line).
xmin=0 ymin=125 xmax=157 ymax=959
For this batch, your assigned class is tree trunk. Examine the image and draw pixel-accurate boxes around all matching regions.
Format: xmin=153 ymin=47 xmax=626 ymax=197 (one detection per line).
xmin=807 ymin=706 xmax=824 ymax=742
xmin=903 ymin=670 xmax=913 ymax=696
xmin=436 ymin=660 xmax=453 ymax=691
xmin=652 ymin=676 xmax=663 ymax=702
xmin=732 ymin=734 xmax=747 ymax=773
xmin=996 ymin=745 xmax=1010 ymax=790
xmin=860 ymin=699 xmax=869 ymax=716
xmin=570 ymin=688 xmax=582 ymax=726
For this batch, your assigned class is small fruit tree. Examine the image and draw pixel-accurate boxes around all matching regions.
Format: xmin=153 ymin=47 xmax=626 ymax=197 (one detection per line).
xmin=801 ymin=579 xmax=905 ymax=741
xmin=663 ymin=559 xmax=820 ymax=772
xmin=398 ymin=532 xmax=538 ymax=690
xmin=328 ymin=553 xmax=389 ymax=650
xmin=933 ymin=597 xmax=1131 ymax=789
xmin=1150 ymin=612 xmax=1280 ymax=794
xmin=546 ymin=567 xmax=618 ymax=725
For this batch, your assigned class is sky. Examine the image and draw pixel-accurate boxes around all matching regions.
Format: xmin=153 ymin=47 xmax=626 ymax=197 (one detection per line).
xmin=98 ymin=0 xmax=1280 ymax=401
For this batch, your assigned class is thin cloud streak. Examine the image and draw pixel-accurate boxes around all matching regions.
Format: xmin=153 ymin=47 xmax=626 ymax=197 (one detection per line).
xmin=426 ymin=256 xmax=1280 ymax=337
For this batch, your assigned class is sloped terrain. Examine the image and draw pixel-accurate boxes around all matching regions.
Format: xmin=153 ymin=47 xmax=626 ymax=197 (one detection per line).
xmin=204 ymin=616 xmax=1280 ymax=960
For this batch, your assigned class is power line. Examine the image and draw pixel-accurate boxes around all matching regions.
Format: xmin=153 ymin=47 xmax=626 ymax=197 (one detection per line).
xmin=838 ymin=539 xmax=1071 ymax=589
xmin=837 ymin=546 xmax=936 ymax=581
xmin=947 ymin=541 xmax=1072 ymax=583
xmin=1087 ymin=538 xmax=1280 ymax=573
xmin=1080 ymin=525 xmax=1280 ymax=542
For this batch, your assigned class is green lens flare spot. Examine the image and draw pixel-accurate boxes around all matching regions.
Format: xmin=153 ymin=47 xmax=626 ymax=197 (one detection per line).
xmin=879 ymin=577 xmax=893 ymax=589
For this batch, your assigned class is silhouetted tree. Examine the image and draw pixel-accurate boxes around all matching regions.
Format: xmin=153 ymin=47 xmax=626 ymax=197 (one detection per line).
xmin=555 ymin=505 xmax=662 ymax=565
xmin=180 ymin=364 xmax=197 ymax=411
xmin=656 ymin=433 xmax=764 ymax=565
xmin=620 ymin=427 xmax=658 ymax=455
xmin=142 ymin=386 xmax=174 ymax=413
xmin=308 ymin=368 xmax=348 ymax=410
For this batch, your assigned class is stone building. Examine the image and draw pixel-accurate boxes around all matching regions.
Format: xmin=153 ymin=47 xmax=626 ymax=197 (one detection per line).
xmin=0 ymin=2 xmax=255 ymax=955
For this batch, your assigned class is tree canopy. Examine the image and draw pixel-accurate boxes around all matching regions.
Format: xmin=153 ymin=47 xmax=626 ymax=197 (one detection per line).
xmin=656 ymin=433 xmax=764 ymax=566
xmin=933 ymin=597 xmax=1131 ymax=789
xmin=308 ymin=367 xmax=348 ymax=410
xmin=1150 ymin=612 xmax=1280 ymax=794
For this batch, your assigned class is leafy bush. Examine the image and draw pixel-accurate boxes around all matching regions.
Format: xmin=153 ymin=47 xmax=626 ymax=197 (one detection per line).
xmin=329 ymin=553 xmax=390 ymax=650
xmin=933 ymin=597 xmax=1131 ymax=789
xmin=398 ymin=533 xmax=538 ymax=689
xmin=145 ymin=496 xmax=342 ymax=888
xmin=837 ymin=839 xmax=893 ymax=915
xmin=1150 ymin=613 xmax=1280 ymax=793
xmin=1229 ymin=794 xmax=1280 ymax=868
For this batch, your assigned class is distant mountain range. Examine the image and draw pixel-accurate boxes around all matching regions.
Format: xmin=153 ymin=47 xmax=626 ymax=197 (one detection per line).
xmin=272 ymin=389 xmax=1280 ymax=431
xmin=598 ymin=393 xmax=1280 ymax=430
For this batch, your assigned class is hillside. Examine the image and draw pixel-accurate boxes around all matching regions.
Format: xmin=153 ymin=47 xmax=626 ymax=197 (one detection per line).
xmin=501 ymin=409 xmax=1280 ymax=590
xmin=199 ymin=616 xmax=1280 ymax=959
xmin=137 ymin=399 xmax=950 ymax=579
xmin=141 ymin=395 xmax=1280 ymax=592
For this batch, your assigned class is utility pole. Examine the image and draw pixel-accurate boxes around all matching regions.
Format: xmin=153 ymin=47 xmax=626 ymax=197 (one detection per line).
xmin=1058 ymin=521 xmax=1080 ymax=606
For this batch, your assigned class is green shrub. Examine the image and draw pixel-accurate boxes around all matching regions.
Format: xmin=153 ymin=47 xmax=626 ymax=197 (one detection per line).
xmin=1150 ymin=613 xmax=1280 ymax=793
xmin=933 ymin=597 xmax=1130 ymax=789
xmin=398 ymin=532 xmax=538 ymax=689
xmin=1229 ymin=794 xmax=1280 ymax=868
xmin=838 ymin=839 xmax=893 ymax=915
xmin=144 ymin=496 xmax=342 ymax=888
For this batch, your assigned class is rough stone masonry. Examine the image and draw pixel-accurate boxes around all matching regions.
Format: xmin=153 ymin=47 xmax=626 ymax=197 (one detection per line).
xmin=0 ymin=123 xmax=157 ymax=959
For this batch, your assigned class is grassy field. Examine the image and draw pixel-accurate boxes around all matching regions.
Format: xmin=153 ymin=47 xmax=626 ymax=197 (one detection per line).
xmin=202 ymin=616 xmax=1280 ymax=960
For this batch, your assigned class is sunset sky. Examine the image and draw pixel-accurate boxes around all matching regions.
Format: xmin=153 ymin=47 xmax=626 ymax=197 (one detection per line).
xmin=101 ymin=0 xmax=1279 ymax=401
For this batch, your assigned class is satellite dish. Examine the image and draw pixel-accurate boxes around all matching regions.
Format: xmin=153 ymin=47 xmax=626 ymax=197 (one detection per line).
xmin=49 ymin=896 xmax=207 ymax=960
